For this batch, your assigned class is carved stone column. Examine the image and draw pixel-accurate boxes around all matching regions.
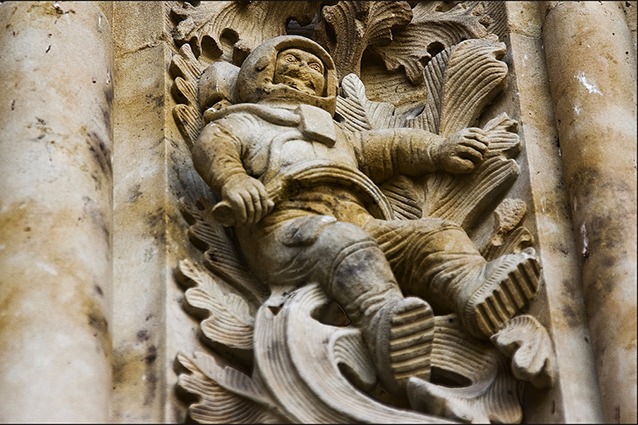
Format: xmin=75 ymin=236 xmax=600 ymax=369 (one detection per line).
xmin=0 ymin=2 xmax=113 ymax=422
xmin=542 ymin=1 xmax=637 ymax=423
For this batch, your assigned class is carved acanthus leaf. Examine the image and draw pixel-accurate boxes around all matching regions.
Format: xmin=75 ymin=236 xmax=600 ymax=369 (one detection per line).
xmin=407 ymin=315 xmax=522 ymax=424
xmin=336 ymin=73 xmax=400 ymax=131
xmin=481 ymin=113 xmax=522 ymax=159
xmin=179 ymin=197 xmax=270 ymax=305
xmin=339 ymin=37 xmax=510 ymax=139
xmin=177 ymin=352 xmax=286 ymax=424
xmin=481 ymin=198 xmax=535 ymax=260
xmin=171 ymin=1 xmax=321 ymax=64
xmin=422 ymin=157 xmax=519 ymax=230
xmin=178 ymin=259 xmax=255 ymax=350
xmin=390 ymin=33 xmax=524 ymax=230
xmin=491 ymin=315 xmax=557 ymax=389
xmin=406 ymin=38 xmax=508 ymax=135
xmin=420 ymin=113 xmax=521 ymax=230
xmin=253 ymin=284 xmax=448 ymax=424
xmin=379 ymin=176 xmax=425 ymax=221
xmin=373 ymin=1 xmax=493 ymax=85
xmin=170 ymin=43 xmax=206 ymax=147
xmin=314 ymin=1 xmax=413 ymax=80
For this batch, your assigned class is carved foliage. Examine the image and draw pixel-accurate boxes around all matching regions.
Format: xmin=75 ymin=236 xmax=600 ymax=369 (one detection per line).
xmin=336 ymin=35 xmax=517 ymax=230
xmin=491 ymin=315 xmax=556 ymax=389
xmin=481 ymin=198 xmax=534 ymax=260
xmin=169 ymin=1 xmax=555 ymax=423
xmin=171 ymin=1 xmax=321 ymax=64
xmin=408 ymin=315 xmax=522 ymax=423
xmin=372 ymin=1 xmax=493 ymax=85
xmin=314 ymin=1 xmax=413 ymax=80
xmin=170 ymin=43 xmax=206 ymax=147
xmin=177 ymin=351 xmax=285 ymax=424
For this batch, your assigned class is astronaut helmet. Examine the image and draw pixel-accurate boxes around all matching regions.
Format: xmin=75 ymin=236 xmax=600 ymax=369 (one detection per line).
xmin=234 ymin=35 xmax=338 ymax=115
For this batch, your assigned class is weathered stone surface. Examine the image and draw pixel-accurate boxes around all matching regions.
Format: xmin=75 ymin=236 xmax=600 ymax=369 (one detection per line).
xmin=542 ymin=2 xmax=637 ymax=423
xmin=504 ymin=2 xmax=605 ymax=422
xmin=0 ymin=2 xmax=635 ymax=423
xmin=173 ymin=8 xmax=547 ymax=422
xmin=0 ymin=1 xmax=113 ymax=422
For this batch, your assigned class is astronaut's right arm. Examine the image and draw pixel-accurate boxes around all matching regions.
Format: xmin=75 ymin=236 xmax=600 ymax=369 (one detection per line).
xmin=192 ymin=120 xmax=246 ymax=194
xmin=192 ymin=117 xmax=273 ymax=226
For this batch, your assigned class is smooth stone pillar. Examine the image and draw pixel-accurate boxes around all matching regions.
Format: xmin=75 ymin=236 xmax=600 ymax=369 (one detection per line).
xmin=542 ymin=2 xmax=637 ymax=423
xmin=0 ymin=2 xmax=113 ymax=422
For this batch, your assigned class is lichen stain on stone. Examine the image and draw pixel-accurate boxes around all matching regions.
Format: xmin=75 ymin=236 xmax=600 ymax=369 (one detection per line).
xmin=112 ymin=349 xmax=146 ymax=392
xmin=568 ymin=167 xmax=633 ymax=261
xmin=0 ymin=200 xmax=30 ymax=243
xmin=24 ymin=2 xmax=75 ymax=23
xmin=81 ymin=195 xmax=111 ymax=241
xmin=85 ymin=129 xmax=113 ymax=177
xmin=127 ymin=183 xmax=143 ymax=203
xmin=101 ymin=104 xmax=112 ymax=133
xmin=83 ymin=296 xmax=111 ymax=358
xmin=27 ymin=3 xmax=60 ymax=17
xmin=145 ymin=93 xmax=164 ymax=110
xmin=32 ymin=116 xmax=52 ymax=138
xmin=146 ymin=206 xmax=167 ymax=243
xmin=145 ymin=344 xmax=158 ymax=365
xmin=614 ymin=405 xmax=621 ymax=423
xmin=137 ymin=329 xmax=150 ymax=342
xmin=143 ymin=345 xmax=159 ymax=406
xmin=559 ymin=298 xmax=581 ymax=330
xmin=0 ymin=284 xmax=27 ymax=336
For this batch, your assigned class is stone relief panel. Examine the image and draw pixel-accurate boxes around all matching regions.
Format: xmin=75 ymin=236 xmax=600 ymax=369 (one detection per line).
xmin=167 ymin=1 xmax=557 ymax=423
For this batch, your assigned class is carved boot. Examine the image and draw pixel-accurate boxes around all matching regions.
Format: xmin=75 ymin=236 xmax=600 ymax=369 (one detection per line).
xmin=366 ymin=296 xmax=435 ymax=397
xmin=324 ymin=238 xmax=435 ymax=397
xmin=457 ymin=248 xmax=541 ymax=339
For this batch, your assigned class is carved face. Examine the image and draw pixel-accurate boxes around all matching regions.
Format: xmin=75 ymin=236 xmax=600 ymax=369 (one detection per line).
xmin=273 ymin=48 xmax=326 ymax=97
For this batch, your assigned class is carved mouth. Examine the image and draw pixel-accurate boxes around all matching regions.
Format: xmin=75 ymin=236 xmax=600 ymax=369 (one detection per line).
xmin=278 ymin=76 xmax=315 ymax=95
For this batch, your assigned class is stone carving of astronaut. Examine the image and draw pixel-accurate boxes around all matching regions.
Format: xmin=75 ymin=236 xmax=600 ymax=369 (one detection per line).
xmin=191 ymin=35 xmax=541 ymax=398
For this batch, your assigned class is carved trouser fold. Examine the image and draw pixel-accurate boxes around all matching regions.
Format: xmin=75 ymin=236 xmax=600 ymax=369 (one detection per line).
xmin=237 ymin=214 xmax=540 ymax=391
xmin=238 ymin=216 xmax=436 ymax=394
xmin=366 ymin=218 xmax=541 ymax=339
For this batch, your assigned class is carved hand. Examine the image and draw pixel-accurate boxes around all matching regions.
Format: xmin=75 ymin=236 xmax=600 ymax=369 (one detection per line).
xmin=435 ymin=127 xmax=489 ymax=174
xmin=218 ymin=174 xmax=274 ymax=227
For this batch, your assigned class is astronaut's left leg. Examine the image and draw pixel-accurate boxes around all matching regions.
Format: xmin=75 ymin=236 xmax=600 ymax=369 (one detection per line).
xmin=366 ymin=217 xmax=541 ymax=340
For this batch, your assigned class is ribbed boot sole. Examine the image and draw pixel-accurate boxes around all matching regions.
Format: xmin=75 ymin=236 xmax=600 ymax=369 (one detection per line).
xmin=465 ymin=253 xmax=541 ymax=338
xmin=387 ymin=299 xmax=435 ymax=385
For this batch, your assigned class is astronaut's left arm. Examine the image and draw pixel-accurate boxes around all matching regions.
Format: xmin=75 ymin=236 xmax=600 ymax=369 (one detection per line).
xmin=353 ymin=127 xmax=489 ymax=184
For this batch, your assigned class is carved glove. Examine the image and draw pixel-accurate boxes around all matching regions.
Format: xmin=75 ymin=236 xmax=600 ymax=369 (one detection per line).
xmin=435 ymin=127 xmax=489 ymax=174
xmin=220 ymin=173 xmax=274 ymax=227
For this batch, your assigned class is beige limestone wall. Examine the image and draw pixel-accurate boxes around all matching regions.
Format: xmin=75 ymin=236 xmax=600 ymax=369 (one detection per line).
xmin=542 ymin=1 xmax=637 ymax=423
xmin=110 ymin=2 xmax=172 ymax=421
xmin=109 ymin=2 xmax=208 ymax=422
xmin=0 ymin=1 xmax=635 ymax=423
xmin=0 ymin=1 xmax=113 ymax=422
xmin=504 ymin=2 xmax=604 ymax=423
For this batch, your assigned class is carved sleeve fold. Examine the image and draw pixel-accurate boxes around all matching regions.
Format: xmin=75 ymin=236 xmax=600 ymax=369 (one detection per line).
xmin=355 ymin=128 xmax=445 ymax=183
xmin=192 ymin=116 xmax=249 ymax=194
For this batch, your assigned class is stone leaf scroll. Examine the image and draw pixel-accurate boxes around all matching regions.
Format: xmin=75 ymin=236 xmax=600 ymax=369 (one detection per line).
xmin=169 ymin=1 xmax=557 ymax=423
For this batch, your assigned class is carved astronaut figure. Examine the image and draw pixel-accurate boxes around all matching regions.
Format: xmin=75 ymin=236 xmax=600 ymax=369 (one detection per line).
xmin=192 ymin=35 xmax=541 ymax=397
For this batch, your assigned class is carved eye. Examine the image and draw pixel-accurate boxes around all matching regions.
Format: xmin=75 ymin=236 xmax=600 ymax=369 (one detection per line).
xmin=285 ymin=54 xmax=298 ymax=63
xmin=308 ymin=62 xmax=322 ymax=73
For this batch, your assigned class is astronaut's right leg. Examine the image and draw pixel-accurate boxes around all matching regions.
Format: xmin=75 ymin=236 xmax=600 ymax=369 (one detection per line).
xmin=317 ymin=225 xmax=435 ymax=397
xmin=242 ymin=215 xmax=435 ymax=397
